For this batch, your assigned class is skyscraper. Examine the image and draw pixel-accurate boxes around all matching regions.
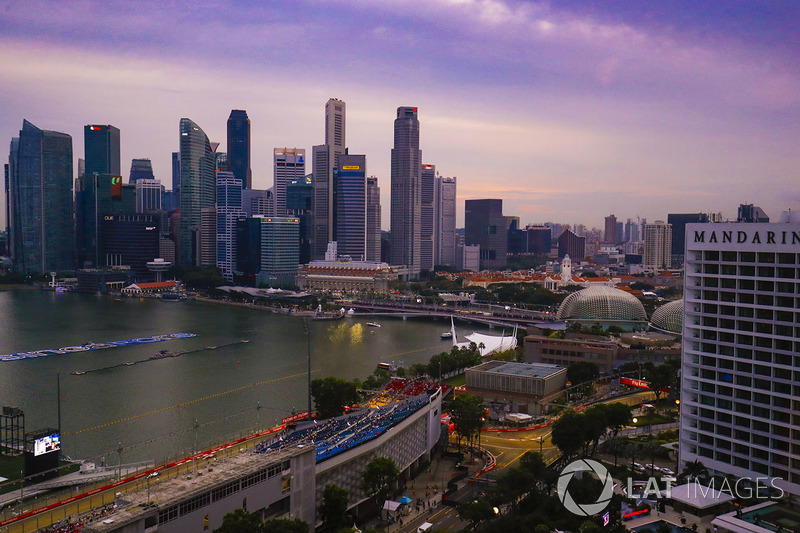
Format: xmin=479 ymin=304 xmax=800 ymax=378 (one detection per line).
xmin=216 ymin=172 xmax=243 ymax=281
xmin=366 ymin=176 xmax=381 ymax=262
xmin=558 ymin=229 xmax=585 ymax=261
xmin=604 ymin=214 xmax=618 ymax=244
xmin=326 ymin=98 xmax=346 ymax=169
xmin=8 ymin=120 xmax=75 ymax=274
xmin=737 ymin=203 xmax=770 ymax=223
xmin=335 ymin=154 xmax=367 ymax=260
xmin=313 ymin=99 xmax=346 ymax=259
xmin=84 ymin=125 xmax=120 ymax=177
xmin=135 ymin=179 xmax=163 ymax=213
xmin=178 ymin=118 xmax=215 ymax=267
xmin=128 ymin=158 xmax=155 ymax=183
xmin=681 ymin=221 xmax=800 ymax=496
xmin=227 ymin=110 xmax=251 ymax=189
xmin=667 ymin=213 xmax=709 ymax=266
xmin=273 ymin=148 xmax=306 ymax=216
xmin=643 ymin=220 xmax=672 ymax=271
xmin=434 ymin=176 xmax=456 ymax=267
xmin=420 ymin=164 xmax=435 ymax=271
xmin=464 ymin=199 xmax=506 ymax=270
xmin=286 ymin=175 xmax=314 ymax=265
xmin=390 ymin=106 xmax=421 ymax=275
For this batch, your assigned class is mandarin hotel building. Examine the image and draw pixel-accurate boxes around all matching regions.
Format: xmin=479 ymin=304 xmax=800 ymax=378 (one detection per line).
xmin=680 ymin=222 xmax=800 ymax=496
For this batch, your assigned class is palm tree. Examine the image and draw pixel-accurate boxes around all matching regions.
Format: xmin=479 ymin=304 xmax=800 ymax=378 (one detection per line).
xmin=680 ymin=460 xmax=708 ymax=484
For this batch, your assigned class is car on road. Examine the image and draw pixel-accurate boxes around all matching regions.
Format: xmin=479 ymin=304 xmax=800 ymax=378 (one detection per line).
xmin=660 ymin=467 xmax=675 ymax=477
xmin=632 ymin=462 xmax=645 ymax=473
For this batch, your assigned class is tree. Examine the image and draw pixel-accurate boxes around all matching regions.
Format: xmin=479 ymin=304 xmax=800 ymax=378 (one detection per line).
xmin=311 ymin=377 xmax=360 ymax=419
xmin=680 ymin=460 xmax=709 ymax=484
xmin=362 ymin=456 xmax=399 ymax=506
xmin=551 ymin=410 xmax=586 ymax=459
xmin=603 ymin=436 xmax=628 ymax=467
xmin=214 ymin=508 xmax=262 ymax=533
xmin=261 ymin=518 xmax=309 ymax=533
xmin=604 ymin=403 xmax=632 ymax=436
xmin=458 ymin=498 xmax=496 ymax=528
xmin=449 ymin=394 xmax=485 ymax=451
xmin=646 ymin=363 xmax=676 ymax=401
xmin=319 ymin=484 xmax=349 ymax=532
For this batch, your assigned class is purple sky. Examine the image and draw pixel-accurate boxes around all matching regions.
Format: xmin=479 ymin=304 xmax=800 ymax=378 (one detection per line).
xmin=2 ymin=0 xmax=799 ymax=228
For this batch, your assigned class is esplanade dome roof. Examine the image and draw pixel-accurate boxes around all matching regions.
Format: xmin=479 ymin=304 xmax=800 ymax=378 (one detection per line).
xmin=557 ymin=286 xmax=647 ymax=321
xmin=650 ymin=299 xmax=683 ymax=334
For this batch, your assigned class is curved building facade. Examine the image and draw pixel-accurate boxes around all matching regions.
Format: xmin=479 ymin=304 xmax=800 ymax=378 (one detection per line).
xmin=650 ymin=299 xmax=683 ymax=334
xmin=179 ymin=118 xmax=215 ymax=266
xmin=556 ymin=286 xmax=647 ymax=322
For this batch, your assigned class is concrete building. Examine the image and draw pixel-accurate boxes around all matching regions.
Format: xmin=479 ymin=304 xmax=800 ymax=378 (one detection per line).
xmin=420 ymin=164 xmax=435 ymax=271
xmin=236 ymin=217 xmax=299 ymax=288
xmin=312 ymin=98 xmax=346 ymax=260
xmin=604 ymin=214 xmax=618 ymax=244
xmin=558 ymin=228 xmax=585 ymax=261
xmin=668 ymin=213 xmax=708 ymax=265
xmin=644 ymin=220 xmax=672 ymax=272
xmin=216 ymin=172 xmax=243 ymax=281
xmin=465 ymin=199 xmax=506 ymax=270
xmin=390 ymin=106 xmax=422 ymax=276
xmin=366 ymin=176 xmax=382 ymax=262
xmin=296 ymin=257 xmax=399 ymax=293
xmin=680 ymin=221 xmax=800 ymax=496
xmin=434 ymin=176 xmax=456 ymax=267
xmin=465 ymin=361 xmax=567 ymax=415
xmin=273 ymin=148 xmax=306 ymax=216
xmin=335 ymin=154 xmax=368 ymax=260
xmin=135 ymin=179 xmax=163 ymax=213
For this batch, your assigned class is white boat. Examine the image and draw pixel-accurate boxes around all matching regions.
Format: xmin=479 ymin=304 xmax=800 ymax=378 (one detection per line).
xmin=441 ymin=332 xmax=453 ymax=339
xmin=366 ymin=322 xmax=381 ymax=328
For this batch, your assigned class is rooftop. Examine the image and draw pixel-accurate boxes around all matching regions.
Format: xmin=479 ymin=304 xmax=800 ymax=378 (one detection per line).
xmin=469 ymin=360 xmax=565 ymax=379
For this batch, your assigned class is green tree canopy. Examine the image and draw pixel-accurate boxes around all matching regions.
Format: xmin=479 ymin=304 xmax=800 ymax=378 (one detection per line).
xmin=311 ymin=377 xmax=360 ymax=419
xmin=646 ymin=363 xmax=677 ymax=401
xmin=566 ymin=361 xmax=600 ymax=385
xmin=261 ymin=518 xmax=309 ymax=533
xmin=319 ymin=484 xmax=349 ymax=532
xmin=213 ymin=508 xmax=262 ymax=533
xmin=551 ymin=410 xmax=586 ymax=459
xmin=361 ymin=456 xmax=400 ymax=503
xmin=448 ymin=394 xmax=485 ymax=451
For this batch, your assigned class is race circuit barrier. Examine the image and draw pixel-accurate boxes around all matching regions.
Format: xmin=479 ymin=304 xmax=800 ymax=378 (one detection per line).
xmin=0 ymin=333 xmax=197 ymax=362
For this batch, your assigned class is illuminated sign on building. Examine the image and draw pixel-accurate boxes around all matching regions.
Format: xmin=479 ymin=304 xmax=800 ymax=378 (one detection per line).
xmin=342 ymin=166 xmax=360 ymax=170
xmin=111 ymin=175 xmax=122 ymax=199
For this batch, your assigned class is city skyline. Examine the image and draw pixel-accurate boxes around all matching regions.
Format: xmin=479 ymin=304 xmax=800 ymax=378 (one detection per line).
xmin=1 ymin=1 xmax=798 ymax=229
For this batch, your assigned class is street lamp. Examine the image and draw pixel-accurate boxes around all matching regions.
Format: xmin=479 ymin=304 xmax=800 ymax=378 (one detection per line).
xmin=539 ymin=436 xmax=544 ymax=455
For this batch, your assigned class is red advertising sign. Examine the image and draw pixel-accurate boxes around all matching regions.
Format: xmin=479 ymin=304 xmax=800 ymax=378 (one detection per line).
xmin=282 ymin=411 xmax=310 ymax=424
xmin=620 ymin=377 xmax=669 ymax=394
xmin=620 ymin=377 xmax=650 ymax=389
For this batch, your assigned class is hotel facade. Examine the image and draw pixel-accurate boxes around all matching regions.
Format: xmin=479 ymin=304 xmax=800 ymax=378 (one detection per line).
xmin=680 ymin=222 xmax=800 ymax=496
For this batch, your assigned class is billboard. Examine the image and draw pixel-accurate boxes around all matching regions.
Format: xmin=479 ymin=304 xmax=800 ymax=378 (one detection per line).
xmin=34 ymin=433 xmax=60 ymax=456
xmin=111 ymin=175 xmax=123 ymax=200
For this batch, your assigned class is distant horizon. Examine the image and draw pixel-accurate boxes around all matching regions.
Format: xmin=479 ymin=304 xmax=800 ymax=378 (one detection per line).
xmin=2 ymin=1 xmax=798 ymax=230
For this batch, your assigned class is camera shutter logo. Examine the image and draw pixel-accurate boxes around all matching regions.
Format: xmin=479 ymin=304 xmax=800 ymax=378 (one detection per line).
xmin=557 ymin=459 xmax=615 ymax=516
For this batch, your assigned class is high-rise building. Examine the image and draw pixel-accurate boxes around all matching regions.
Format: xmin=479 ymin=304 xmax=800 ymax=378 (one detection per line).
xmin=643 ymin=220 xmax=672 ymax=271
xmin=216 ymin=172 xmax=243 ymax=281
xmin=242 ymin=189 xmax=273 ymax=218
xmin=227 ymin=110 xmax=251 ymax=189
xmin=8 ymin=120 xmax=75 ymax=274
xmin=326 ymin=98 xmax=346 ymax=169
xmin=236 ymin=216 xmax=299 ymax=288
xmin=135 ymin=179 xmax=163 ymax=213
xmin=274 ymin=148 xmax=306 ymax=216
xmin=335 ymin=154 xmax=367 ymax=260
xmin=84 ymin=125 xmax=120 ymax=177
xmin=312 ymin=144 xmax=332 ymax=259
xmin=737 ymin=203 xmax=770 ymax=223
xmin=171 ymin=151 xmax=181 ymax=207
xmin=178 ymin=118 xmax=216 ymax=267
xmin=128 ymin=158 xmax=155 ymax=183
xmin=465 ymin=199 xmax=506 ymax=270
xmin=101 ymin=213 xmax=160 ymax=279
xmin=366 ymin=176 xmax=381 ymax=262
xmin=604 ymin=214 xmax=618 ymax=244
xmin=420 ymin=164 xmax=435 ymax=271
xmin=390 ymin=106 xmax=422 ymax=275
xmin=286 ymin=176 xmax=313 ymax=265
xmin=667 ymin=213 xmax=709 ymax=266
xmin=312 ymin=99 xmax=346 ymax=259
xmin=434 ymin=176 xmax=456 ymax=267
xmin=558 ymin=229 xmax=585 ymax=261
xmin=199 ymin=207 xmax=217 ymax=267
xmin=681 ymin=221 xmax=800 ymax=496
